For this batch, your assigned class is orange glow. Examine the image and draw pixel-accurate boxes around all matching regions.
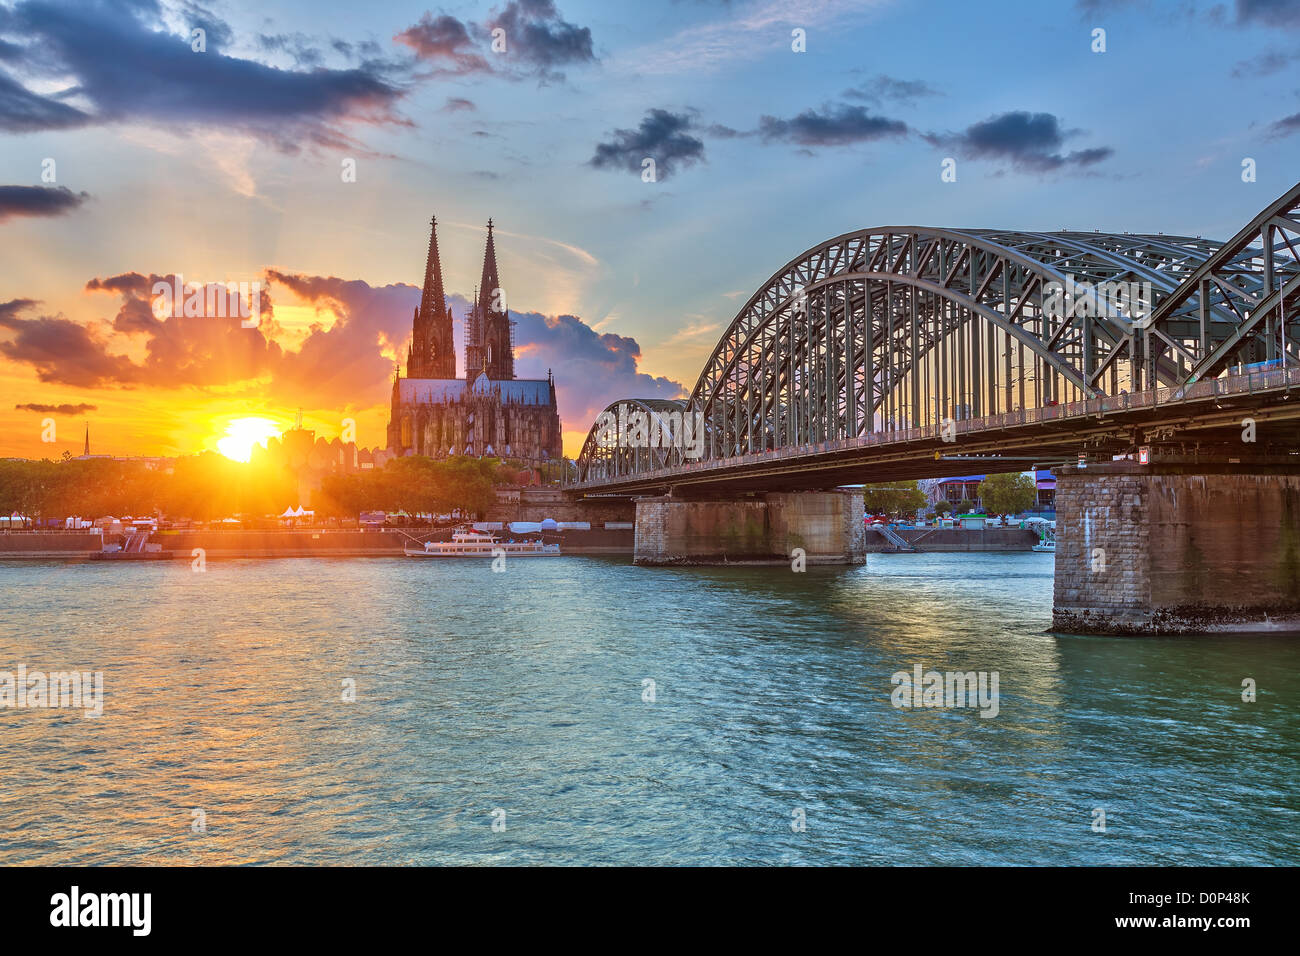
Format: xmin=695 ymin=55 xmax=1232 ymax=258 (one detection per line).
xmin=215 ymin=417 xmax=281 ymax=462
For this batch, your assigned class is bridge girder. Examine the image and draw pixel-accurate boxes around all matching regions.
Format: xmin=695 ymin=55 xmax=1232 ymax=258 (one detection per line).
xmin=576 ymin=184 xmax=1300 ymax=486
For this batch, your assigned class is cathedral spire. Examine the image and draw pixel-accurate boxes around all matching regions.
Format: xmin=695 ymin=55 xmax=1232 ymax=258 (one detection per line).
xmin=420 ymin=215 xmax=446 ymax=322
xmin=479 ymin=218 xmax=501 ymax=311
xmin=408 ymin=215 xmax=456 ymax=379
xmin=475 ymin=219 xmax=514 ymax=380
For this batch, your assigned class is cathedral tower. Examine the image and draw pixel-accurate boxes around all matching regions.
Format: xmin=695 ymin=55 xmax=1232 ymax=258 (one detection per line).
xmin=407 ymin=215 xmax=456 ymax=379
xmin=465 ymin=219 xmax=515 ymax=381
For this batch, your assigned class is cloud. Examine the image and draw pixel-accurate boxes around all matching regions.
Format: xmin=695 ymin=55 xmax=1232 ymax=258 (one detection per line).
xmin=0 ymin=185 xmax=89 ymax=223
xmin=3 ymin=267 xmax=684 ymax=437
xmin=263 ymin=270 xmax=420 ymax=406
xmin=442 ymin=97 xmax=477 ymax=112
xmin=1268 ymin=110 xmax=1300 ymax=138
xmin=485 ymin=0 xmax=596 ymax=79
xmin=394 ymin=13 xmax=492 ymax=75
xmin=396 ymin=2 xmax=595 ymax=82
xmin=15 ymin=402 xmax=97 ymax=414
xmin=843 ymin=74 xmax=941 ymax=106
xmin=0 ymin=0 xmax=410 ymax=150
xmin=589 ymin=109 xmax=705 ymax=179
xmin=924 ymin=111 xmax=1114 ymax=172
xmin=622 ymin=0 xmax=887 ymax=76
xmin=1231 ymin=49 xmax=1300 ymax=76
xmin=758 ymin=104 xmax=908 ymax=147
xmin=1234 ymin=0 xmax=1300 ymax=28
xmin=507 ymin=310 xmax=686 ymax=427
xmin=0 ymin=70 xmax=91 ymax=132
xmin=0 ymin=298 xmax=141 ymax=388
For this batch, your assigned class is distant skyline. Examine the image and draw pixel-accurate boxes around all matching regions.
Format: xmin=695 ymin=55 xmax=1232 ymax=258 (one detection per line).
xmin=2 ymin=0 xmax=1298 ymax=459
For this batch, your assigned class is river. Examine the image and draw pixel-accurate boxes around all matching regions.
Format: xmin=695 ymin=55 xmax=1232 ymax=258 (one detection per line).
xmin=0 ymin=553 xmax=1295 ymax=864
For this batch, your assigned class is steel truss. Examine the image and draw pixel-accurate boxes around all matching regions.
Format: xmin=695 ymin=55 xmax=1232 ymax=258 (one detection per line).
xmin=576 ymin=183 xmax=1300 ymax=483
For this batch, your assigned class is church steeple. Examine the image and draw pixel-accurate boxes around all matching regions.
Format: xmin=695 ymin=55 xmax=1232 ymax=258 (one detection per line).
xmin=478 ymin=218 xmax=501 ymax=310
xmin=408 ymin=215 xmax=455 ymax=379
xmin=471 ymin=218 xmax=514 ymax=381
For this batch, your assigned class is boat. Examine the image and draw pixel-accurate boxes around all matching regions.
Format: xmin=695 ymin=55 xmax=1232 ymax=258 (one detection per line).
xmin=1031 ymin=529 xmax=1056 ymax=553
xmin=403 ymin=527 xmax=561 ymax=557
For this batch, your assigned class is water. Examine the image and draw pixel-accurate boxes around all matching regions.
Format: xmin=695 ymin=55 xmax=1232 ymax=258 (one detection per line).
xmin=0 ymin=553 xmax=1295 ymax=865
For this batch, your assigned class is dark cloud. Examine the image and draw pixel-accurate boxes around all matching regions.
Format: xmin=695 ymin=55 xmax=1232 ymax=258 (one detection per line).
xmin=486 ymin=0 xmax=596 ymax=78
xmin=758 ymin=104 xmax=908 ymax=147
xmin=1235 ymin=0 xmax=1300 ymax=28
xmin=0 ymin=70 xmax=91 ymax=132
xmin=503 ymin=310 xmax=685 ymax=430
xmin=15 ymin=402 xmax=97 ymax=414
xmin=394 ymin=13 xmax=492 ymax=75
xmin=1269 ymin=110 xmax=1300 ymax=137
xmin=0 ymin=298 xmax=140 ymax=388
xmin=442 ymin=97 xmax=477 ymax=112
xmin=0 ymin=185 xmax=89 ymax=223
xmin=589 ymin=109 xmax=705 ymax=179
xmin=1231 ymin=49 xmax=1300 ymax=76
xmin=924 ymin=111 xmax=1114 ymax=172
xmin=843 ymin=75 xmax=941 ymax=106
xmin=0 ymin=0 xmax=409 ymax=150
xmin=397 ymin=2 xmax=595 ymax=82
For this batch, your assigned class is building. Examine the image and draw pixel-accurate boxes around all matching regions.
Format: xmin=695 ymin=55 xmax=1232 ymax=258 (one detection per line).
xmin=252 ymin=413 xmax=385 ymax=506
xmin=386 ymin=217 xmax=562 ymax=464
xmin=926 ymin=470 xmax=1057 ymax=513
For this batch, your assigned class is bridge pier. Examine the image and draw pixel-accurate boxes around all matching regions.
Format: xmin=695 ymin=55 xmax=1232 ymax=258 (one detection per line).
xmin=1053 ymin=460 xmax=1300 ymax=635
xmin=634 ymin=490 xmax=865 ymax=566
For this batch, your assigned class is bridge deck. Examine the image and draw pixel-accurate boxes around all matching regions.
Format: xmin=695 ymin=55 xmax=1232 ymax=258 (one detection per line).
xmin=571 ymin=366 xmax=1300 ymax=495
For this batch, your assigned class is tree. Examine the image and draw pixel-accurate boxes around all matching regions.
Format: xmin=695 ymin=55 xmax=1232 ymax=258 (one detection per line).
xmin=862 ymin=480 xmax=928 ymax=518
xmin=978 ymin=472 xmax=1037 ymax=516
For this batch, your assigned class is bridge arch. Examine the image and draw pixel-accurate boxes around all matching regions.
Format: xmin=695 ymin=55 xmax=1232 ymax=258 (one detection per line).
xmin=576 ymin=184 xmax=1300 ymax=483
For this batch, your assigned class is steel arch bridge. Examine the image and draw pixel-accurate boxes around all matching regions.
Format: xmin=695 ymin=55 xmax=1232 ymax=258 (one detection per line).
xmin=576 ymin=182 xmax=1300 ymax=489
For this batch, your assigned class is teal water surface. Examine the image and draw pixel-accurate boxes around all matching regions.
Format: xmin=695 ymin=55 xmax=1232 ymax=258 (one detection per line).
xmin=0 ymin=553 xmax=1295 ymax=865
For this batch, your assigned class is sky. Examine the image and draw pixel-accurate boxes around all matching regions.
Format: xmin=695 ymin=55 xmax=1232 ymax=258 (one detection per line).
xmin=1 ymin=0 xmax=1298 ymax=460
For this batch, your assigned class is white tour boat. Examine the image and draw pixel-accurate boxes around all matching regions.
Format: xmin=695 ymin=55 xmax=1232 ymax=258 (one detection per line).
xmin=404 ymin=528 xmax=561 ymax=558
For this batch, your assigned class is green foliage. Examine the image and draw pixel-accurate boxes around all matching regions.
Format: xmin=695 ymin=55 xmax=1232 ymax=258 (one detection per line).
xmin=978 ymin=472 xmax=1037 ymax=516
xmin=0 ymin=454 xmax=511 ymax=523
xmin=315 ymin=456 xmax=501 ymax=520
xmin=862 ymin=480 xmax=928 ymax=518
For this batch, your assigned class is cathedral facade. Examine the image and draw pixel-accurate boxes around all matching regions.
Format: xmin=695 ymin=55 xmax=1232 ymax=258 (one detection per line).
xmin=386 ymin=218 xmax=563 ymax=464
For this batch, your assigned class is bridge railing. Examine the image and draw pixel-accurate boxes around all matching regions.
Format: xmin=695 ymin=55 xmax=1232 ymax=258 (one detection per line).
xmin=574 ymin=365 xmax=1300 ymax=487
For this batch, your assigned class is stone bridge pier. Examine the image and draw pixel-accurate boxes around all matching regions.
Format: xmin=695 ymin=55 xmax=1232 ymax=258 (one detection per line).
xmin=1053 ymin=460 xmax=1300 ymax=635
xmin=633 ymin=490 xmax=865 ymax=566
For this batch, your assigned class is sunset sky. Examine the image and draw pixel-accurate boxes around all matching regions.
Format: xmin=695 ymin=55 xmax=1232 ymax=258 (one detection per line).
xmin=1 ymin=0 xmax=1298 ymax=460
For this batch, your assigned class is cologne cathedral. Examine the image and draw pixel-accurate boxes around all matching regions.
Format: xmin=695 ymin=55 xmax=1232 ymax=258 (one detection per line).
xmin=386 ymin=217 xmax=563 ymax=463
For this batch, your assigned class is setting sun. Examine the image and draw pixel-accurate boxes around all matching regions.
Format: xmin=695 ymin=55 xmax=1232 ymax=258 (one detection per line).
xmin=216 ymin=417 xmax=281 ymax=462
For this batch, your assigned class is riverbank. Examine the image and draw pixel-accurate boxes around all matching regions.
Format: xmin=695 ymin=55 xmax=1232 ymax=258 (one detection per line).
xmin=864 ymin=527 xmax=1041 ymax=552
xmin=0 ymin=527 xmax=635 ymax=559
xmin=1 ymin=526 xmax=1045 ymax=559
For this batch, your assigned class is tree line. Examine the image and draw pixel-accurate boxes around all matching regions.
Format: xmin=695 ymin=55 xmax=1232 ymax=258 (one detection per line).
xmin=862 ymin=473 xmax=1039 ymax=519
xmin=0 ymin=455 xmax=525 ymax=525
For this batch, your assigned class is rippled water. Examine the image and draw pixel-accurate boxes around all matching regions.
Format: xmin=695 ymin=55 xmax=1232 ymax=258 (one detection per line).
xmin=0 ymin=553 xmax=1295 ymax=865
